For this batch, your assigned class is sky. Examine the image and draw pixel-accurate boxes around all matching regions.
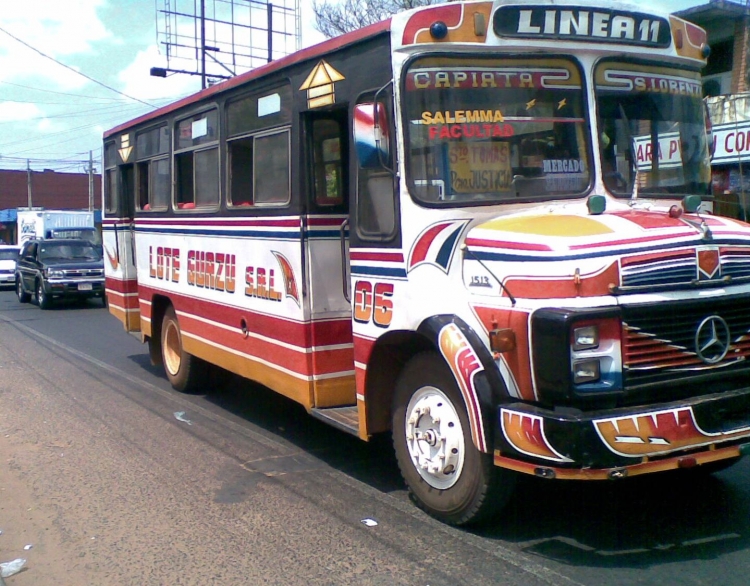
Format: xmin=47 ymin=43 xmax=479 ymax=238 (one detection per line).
xmin=0 ymin=0 xmax=708 ymax=174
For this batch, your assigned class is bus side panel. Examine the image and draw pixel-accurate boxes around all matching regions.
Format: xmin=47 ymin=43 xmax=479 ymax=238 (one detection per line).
xmin=305 ymin=217 xmax=356 ymax=408
xmin=134 ymin=219 xmax=320 ymax=408
xmin=104 ymin=224 xmax=140 ymax=331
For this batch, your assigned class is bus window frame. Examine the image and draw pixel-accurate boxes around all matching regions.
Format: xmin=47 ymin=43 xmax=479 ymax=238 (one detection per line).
xmin=103 ymin=140 xmax=119 ymax=216
xmin=135 ymin=124 xmax=171 ymax=213
xmin=352 ymin=89 xmax=400 ymax=243
xmin=592 ymin=56 xmax=710 ymax=200
xmin=399 ymin=52 xmax=594 ymax=208
xmin=173 ymin=106 xmax=221 ymax=213
xmin=226 ymin=126 xmax=292 ymax=209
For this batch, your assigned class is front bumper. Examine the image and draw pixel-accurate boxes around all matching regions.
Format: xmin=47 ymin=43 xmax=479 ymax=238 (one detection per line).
xmin=44 ymin=278 xmax=105 ymax=297
xmin=0 ymin=272 xmax=14 ymax=284
xmin=495 ymin=388 xmax=750 ymax=479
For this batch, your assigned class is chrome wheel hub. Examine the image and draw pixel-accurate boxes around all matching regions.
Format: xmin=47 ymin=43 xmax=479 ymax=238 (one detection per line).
xmin=163 ymin=322 xmax=182 ymax=376
xmin=404 ymin=386 xmax=465 ymax=490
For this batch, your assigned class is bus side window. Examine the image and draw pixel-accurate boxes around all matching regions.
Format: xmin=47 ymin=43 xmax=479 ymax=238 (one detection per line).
xmin=228 ymin=136 xmax=254 ymax=206
xmin=135 ymin=126 xmax=170 ymax=212
xmin=228 ymin=129 xmax=290 ymax=207
xmin=174 ymin=110 xmax=219 ymax=210
xmin=226 ymin=85 xmax=293 ymax=209
xmin=255 ymin=130 xmax=290 ymax=205
xmin=104 ymin=168 xmax=118 ymax=215
xmin=137 ymin=162 xmax=149 ymax=210
xmin=312 ymin=118 xmax=346 ymax=206
xmin=103 ymin=141 xmax=118 ymax=215
xmin=353 ymin=100 xmax=396 ymax=239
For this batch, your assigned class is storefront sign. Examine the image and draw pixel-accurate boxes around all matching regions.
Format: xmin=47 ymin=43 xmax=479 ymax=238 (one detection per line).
xmin=711 ymin=120 xmax=750 ymax=164
xmin=634 ymin=132 xmax=682 ymax=170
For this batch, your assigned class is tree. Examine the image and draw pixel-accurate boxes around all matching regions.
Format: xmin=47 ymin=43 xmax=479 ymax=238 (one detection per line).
xmin=312 ymin=0 xmax=439 ymax=38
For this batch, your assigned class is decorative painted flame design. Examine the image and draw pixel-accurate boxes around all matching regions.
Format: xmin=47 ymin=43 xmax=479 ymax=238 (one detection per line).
xmin=105 ymin=245 xmax=119 ymax=271
xmin=438 ymin=323 xmax=486 ymax=452
xmin=594 ymin=406 xmax=750 ymax=457
xmin=501 ymin=410 xmax=572 ymax=462
xmin=271 ymin=251 xmax=299 ymax=306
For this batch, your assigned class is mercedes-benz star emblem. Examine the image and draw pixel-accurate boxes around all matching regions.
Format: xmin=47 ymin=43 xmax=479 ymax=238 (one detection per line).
xmin=694 ymin=315 xmax=731 ymax=364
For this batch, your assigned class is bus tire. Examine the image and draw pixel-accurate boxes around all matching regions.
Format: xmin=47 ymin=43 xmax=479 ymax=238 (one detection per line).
xmin=161 ymin=306 xmax=208 ymax=393
xmin=148 ymin=335 xmax=163 ymax=367
xmin=392 ymin=352 xmax=515 ymax=526
xmin=16 ymin=277 xmax=29 ymax=303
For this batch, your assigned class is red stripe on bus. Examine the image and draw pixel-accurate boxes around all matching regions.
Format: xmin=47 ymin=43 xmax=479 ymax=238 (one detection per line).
xmin=137 ymin=284 xmax=352 ymax=348
xmin=105 ymin=277 xmax=138 ymax=294
xmin=350 ymin=251 xmax=404 ymax=263
xmin=178 ymin=313 xmax=353 ymax=376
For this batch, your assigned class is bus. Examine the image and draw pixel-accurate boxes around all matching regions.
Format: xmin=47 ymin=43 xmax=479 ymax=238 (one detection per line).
xmin=103 ymin=0 xmax=750 ymax=527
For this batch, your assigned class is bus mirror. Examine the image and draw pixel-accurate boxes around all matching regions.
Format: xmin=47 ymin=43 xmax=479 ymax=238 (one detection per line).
xmin=354 ymin=102 xmax=390 ymax=169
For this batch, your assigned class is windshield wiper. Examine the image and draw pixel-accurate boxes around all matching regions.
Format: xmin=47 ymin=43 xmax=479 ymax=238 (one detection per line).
xmin=617 ymin=104 xmax=640 ymax=205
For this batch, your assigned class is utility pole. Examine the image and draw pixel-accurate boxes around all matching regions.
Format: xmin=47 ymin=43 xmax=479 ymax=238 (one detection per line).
xmin=200 ymin=0 xmax=206 ymax=90
xmin=88 ymin=150 xmax=94 ymax=211
xmin=26 ymin=159 xmax=32 ymax=208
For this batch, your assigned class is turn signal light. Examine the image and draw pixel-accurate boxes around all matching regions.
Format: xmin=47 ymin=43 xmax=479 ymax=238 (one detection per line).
xmin=490 ymin=328 xmax=516 ymax=353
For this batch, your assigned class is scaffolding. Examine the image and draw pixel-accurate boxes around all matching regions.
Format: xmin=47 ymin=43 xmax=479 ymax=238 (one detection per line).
xmin=155 ymin=0 xmax=301 ymax=88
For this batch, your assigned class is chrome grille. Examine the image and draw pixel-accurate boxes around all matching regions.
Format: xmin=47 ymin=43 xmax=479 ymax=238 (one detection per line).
xmin=721 ymin=250 xmax=750 ymax=280
xmin=621 ymin=258 xmax=695 ymax=287
xmin=62 ymin=269 xmax=103 ymax=278
xmin=622 ymin=296 xmax=750 ymax=388
xmin=620 ymin=248 xmax=750 ymax=290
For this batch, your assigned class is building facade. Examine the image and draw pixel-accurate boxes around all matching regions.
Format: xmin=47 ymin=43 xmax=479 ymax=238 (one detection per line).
xmin=0 ymin=169 xmax=102 ymax=244
xmin=678 ymin=0 xmax=750 ymax=218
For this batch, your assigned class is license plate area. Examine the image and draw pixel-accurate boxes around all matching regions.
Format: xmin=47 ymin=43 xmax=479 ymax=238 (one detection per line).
xmin=78 ymin=283 xmax=93 ymax=291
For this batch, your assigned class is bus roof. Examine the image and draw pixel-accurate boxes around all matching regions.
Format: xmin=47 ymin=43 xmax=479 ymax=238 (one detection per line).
xmin=104 ymin=18 xmax=392 ymax=139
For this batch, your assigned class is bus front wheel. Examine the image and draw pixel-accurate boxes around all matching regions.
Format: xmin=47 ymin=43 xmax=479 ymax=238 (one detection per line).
xmin=392 ymin=352 xmax=515 ymax=526
xmin=161 ymin=306 xmax=208 ymax=393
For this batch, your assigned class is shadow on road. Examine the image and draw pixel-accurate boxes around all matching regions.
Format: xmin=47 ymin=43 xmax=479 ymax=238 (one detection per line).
xmin=125 ymin=349 xmax=750 ymax=572
xmin=474 ymin=462 xmax=750 ymax=570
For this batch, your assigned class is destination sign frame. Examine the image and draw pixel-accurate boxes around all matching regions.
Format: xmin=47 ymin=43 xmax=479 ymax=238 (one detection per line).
xmin=493 ymin=6 xmax=671 ymax=48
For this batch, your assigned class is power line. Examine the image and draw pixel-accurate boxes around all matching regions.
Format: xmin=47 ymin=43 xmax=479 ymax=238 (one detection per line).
xmin=0 ymin=80 xmax=175 ymax=103
xmin=0 ymin=25 xmax=159 ymax=108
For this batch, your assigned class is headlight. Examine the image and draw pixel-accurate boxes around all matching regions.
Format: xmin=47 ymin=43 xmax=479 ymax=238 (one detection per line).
xmin=572 ymin=325 xmax=599 ymax=350
xmin=532 ymin=308 xmax=622 ymax=402
xmin=45 ymin=269 xmax=65 ymax=279
xmin=572 ymin=359 xmax=601 ymax=383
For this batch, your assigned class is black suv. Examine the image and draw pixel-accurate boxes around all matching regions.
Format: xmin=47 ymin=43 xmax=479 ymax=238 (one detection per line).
xmin=15 ymin=238 xmax=105 ymax=309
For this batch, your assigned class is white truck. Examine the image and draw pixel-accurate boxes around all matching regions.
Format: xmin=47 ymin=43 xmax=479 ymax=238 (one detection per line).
xmin=17 ymin=209 xmax=97 ymax=245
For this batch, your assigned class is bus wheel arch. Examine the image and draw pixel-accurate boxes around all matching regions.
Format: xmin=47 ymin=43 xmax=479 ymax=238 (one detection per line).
xmin=363 ymin=331 xmax=433 ymax=435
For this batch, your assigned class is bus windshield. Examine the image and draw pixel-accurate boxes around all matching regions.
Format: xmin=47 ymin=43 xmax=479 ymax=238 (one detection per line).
xmin=595 ymin=61 xmax=711 ymax=197
xmin=404 ymin=56 xmax=591 ymax=205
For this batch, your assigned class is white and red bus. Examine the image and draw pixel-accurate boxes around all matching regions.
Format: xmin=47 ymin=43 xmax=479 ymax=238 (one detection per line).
xmin=103 ymin=0 xmax=750 ymax=526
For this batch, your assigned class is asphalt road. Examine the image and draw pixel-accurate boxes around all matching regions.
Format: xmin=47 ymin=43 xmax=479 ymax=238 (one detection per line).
xmin=0 ymin=288 xmax=749 ymax=585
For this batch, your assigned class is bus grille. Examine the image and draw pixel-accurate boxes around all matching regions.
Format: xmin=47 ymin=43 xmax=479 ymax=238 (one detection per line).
xmin=621 ymin=296 xmax=750 ymax=388
xmin=620 ymin=249 xmax=750 ymax=288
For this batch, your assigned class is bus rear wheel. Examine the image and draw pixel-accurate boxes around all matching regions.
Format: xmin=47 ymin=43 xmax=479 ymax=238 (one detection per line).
xmin=392 ymin=352 xmax=515 ymax=527
xmin=161 ymin=306 xmax=208 ymax=393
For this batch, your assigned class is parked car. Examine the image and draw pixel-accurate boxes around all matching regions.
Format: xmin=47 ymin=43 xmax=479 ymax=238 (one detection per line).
xmin=0 ymin=245 xmax=20 ymax=287
xmin=15 ymin=238 xmax=105 ymax=309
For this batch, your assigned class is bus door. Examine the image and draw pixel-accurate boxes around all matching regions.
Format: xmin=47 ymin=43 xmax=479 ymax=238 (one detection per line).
xmin=303 ymin=108 xmax=358 ymax=415
xmin=103 ymin=136 xmax=139 ymax=332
